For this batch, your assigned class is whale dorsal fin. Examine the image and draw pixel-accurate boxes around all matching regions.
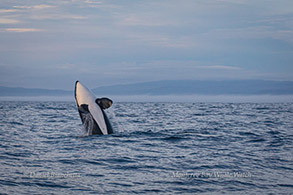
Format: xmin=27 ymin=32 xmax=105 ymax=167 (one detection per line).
xmin=95 ymin=98 xmax=113 ymax=109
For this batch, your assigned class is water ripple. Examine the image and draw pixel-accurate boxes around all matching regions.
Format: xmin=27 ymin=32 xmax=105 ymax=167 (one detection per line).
xmin=0 ymin=101 xmax=292 ymax=194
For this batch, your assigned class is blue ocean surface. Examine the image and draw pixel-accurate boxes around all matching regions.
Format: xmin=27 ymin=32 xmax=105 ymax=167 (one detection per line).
xmin=0 ymin=101 xmax=292 ymax=194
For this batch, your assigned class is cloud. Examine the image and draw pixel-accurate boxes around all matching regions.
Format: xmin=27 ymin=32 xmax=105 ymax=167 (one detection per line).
xmin=196 ymin=65 xmax=242 ymax=70
xmin=120 ymin=15 xmax=172 ymax=27
xmin=93 ymin=60 xmax=245 ymax=84
xmin=204 ymin=26 xmax=293 ymax=43
xmin=13 ymin=4 xmax=55 ymax=10
xmin=0 ymin=0 xmax=292 ymax=89
xmin=0 ymin=9 xmax=18 ymax=13
xmin=140 ymin=60 xmax=242 ymax=71
xmin=84 ymin=0 xmax=120 ymax=9
xmin=33 ymin=4 xmax=55 ymax=9
xmin=3 ymin=28 xmax=43 ymax=32
xmin=85 ymin=0 xmax=103 ymax=4
xmin=29 ymin=14 xmax=87 ymax=20
xmin=10 ymin=3 xmax=86 ymax=21
xmin=0 ymin=18 xmax=19 ymax=24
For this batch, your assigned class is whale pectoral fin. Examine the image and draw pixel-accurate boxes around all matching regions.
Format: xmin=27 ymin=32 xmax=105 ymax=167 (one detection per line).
xmin=95 ymin=98 xmax=113 ymax=109
xmin=78 ymin=104 xmax=89 ymax=113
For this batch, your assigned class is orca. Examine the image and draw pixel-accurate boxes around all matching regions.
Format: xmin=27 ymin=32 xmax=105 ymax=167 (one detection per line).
xmin=74 ymin=81 xmax=113 ymax=135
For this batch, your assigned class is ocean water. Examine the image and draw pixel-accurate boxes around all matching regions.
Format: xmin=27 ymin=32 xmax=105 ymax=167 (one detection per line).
xmin=0 ymin=101 xmax=292 ymax=194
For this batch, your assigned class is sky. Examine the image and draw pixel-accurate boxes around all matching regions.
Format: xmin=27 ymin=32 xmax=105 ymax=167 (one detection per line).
xmin=0 ymin=0 xmax=293 ymax=90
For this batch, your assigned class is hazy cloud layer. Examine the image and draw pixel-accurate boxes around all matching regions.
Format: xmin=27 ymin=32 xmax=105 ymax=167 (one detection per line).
xmin=0 ymin=0 xmax=292 ymax=89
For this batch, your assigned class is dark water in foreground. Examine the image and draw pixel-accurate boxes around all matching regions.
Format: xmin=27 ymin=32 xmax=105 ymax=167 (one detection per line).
xmin=0 ymin=101 xmax=292 ymax=194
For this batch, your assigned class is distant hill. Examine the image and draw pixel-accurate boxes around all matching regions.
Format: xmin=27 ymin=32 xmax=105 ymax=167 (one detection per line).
xmin=1 ymin=80 xmax=293 ymax=96
xmin=0 ymin=86 xmax=71 ymax=96
xmin=92 ymin=80 xmax=293 ymax=95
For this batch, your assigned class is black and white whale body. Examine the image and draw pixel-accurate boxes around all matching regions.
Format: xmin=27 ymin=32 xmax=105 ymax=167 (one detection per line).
xmin=75 ymin=81 xmax=113 ymax=135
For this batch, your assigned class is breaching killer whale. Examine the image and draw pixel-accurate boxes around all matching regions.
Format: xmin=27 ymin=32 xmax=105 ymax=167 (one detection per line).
xmin=74 ymin=81 xmax=113 ymax=135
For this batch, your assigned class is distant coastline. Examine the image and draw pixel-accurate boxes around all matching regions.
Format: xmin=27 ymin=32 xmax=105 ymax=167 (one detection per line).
xmin=1 ymin=80 xmax=293 ymax=98
xmin=0 ymin=94 xmax=292 ymax=103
